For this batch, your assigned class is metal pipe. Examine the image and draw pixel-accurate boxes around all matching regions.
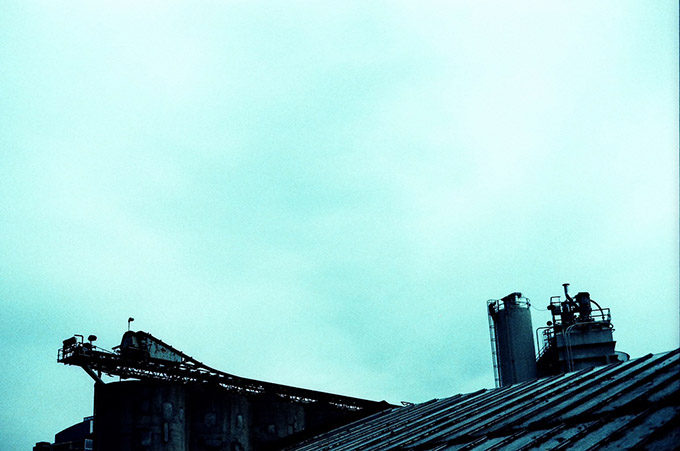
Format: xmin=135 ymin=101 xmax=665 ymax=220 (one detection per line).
xmin=590 ymin=299 xmax=606 ymax=319
xmin=487 ymin=301 xmax=501 ymax=388
xmin=535 ymin=327 xmax=551 ymax=360
xmin=564 ymin=320 xmax=602 ymax=372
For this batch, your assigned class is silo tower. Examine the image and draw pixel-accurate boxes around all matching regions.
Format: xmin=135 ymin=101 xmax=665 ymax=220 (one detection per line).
xmin=488 ymin=292 xmax=537 ymax=387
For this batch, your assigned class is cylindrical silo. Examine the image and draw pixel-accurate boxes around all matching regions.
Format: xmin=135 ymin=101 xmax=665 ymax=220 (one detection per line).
xmin=488 ymin=292 xmax=537 ymax=387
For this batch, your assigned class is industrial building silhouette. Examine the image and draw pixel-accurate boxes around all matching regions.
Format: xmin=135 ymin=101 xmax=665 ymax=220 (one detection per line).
xmin=35 ymin=285 xmax=679 ymax=450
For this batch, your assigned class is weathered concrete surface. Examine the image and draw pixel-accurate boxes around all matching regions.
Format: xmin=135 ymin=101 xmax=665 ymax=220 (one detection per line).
xmin=94 ymin=381 xmax=382 ymax=451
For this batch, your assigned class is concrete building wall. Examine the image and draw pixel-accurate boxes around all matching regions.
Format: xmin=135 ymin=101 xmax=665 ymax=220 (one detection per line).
xmin=95 ymin=381 xmax=187 ymax=451
xmin=186 ymin=384 xmax=251 ymax=450
xmin=93 ymin=381 xmax=372 ymax=451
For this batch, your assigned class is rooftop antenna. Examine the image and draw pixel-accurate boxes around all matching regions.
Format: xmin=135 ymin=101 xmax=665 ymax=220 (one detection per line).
xmin=127 ymin=317 xmax=134 ymax=331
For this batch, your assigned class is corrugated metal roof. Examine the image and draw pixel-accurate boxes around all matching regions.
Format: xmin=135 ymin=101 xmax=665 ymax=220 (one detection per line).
xmin=287 ymin=349 xmax=679 ymax=450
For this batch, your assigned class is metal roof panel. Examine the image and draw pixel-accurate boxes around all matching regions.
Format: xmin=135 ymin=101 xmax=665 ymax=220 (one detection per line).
xmin=286 ymin=349 xmax=680 ymax=451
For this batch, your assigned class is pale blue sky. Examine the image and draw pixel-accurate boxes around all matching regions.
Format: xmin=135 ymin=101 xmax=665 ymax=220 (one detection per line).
xmin=1 ymin=1 xmax=678 ymax=449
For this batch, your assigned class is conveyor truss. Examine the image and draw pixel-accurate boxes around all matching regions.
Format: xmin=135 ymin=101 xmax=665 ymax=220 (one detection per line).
xmin=58 ymin=331 xmax=386 ymax=412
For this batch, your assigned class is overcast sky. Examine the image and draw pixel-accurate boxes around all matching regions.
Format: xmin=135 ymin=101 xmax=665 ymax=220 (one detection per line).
xmin=1 ymin=1 xmax=678 ymax=449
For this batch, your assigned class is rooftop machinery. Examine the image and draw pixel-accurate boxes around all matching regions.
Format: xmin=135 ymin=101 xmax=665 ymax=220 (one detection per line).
xmin=57 ymin=330 xmax=386 ymax=412
xmin=488 ymin=284 xmax=624 ymax=387
xmin=536 ymin=283 xmax=621 ymax=377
